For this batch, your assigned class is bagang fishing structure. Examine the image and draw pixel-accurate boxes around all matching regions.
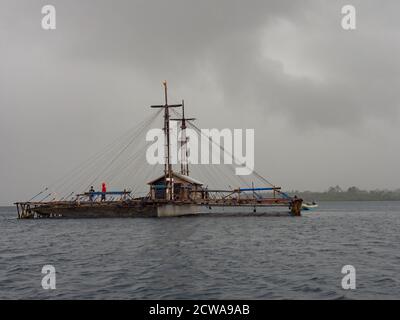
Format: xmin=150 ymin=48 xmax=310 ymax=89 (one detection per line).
xmin=15 ymin=82 xmax=302 ymax=218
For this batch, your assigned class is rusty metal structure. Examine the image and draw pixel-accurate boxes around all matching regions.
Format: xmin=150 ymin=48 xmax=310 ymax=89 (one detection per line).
xmin=15 ymin=82 xmax=302 ymax=218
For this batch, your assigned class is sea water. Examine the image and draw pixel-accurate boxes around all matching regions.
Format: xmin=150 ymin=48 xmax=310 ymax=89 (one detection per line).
xmin=0 ymin=201 xmax=399 ymax=299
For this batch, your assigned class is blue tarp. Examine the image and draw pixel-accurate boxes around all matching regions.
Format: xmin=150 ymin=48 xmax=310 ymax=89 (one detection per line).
xmin=238 ymin=187 xmax=278 ymax=192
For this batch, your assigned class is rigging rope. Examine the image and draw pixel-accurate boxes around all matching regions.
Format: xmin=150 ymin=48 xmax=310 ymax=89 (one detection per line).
xmin=171 ymin=108 xmax=275 ymax=188
xmin=47 ymin=113 xmax=156 ymax=194
xmin=33 ymin=109 xmax=162 ymax=200
xmin=83 ymin=109 xmax=162 ymax=192
xmin=28 ymin=97 xmax=282 ymax=201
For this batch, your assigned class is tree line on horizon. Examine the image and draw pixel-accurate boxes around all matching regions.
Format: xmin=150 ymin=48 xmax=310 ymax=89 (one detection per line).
xmin=287 ymin=186 xmax=400 ymax=201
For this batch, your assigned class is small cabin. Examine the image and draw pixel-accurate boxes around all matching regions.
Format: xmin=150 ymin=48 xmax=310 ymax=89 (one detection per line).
xmin=148 ymin=172 xmax=205 ymax=201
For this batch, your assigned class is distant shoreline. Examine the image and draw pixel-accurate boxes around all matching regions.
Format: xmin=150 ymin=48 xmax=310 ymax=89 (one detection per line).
xmin=289 ymin=196 xmax=400 ymax=202
xmin=287 ymin=186 xmax=400 ymax=202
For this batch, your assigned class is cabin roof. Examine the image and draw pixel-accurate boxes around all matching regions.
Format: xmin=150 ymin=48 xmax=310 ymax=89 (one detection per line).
xmin=147 ymin=172 xmax=203 ymax=186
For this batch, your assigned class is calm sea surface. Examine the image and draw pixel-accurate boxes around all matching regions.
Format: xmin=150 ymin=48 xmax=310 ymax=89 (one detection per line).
xmin=0 ymin=201 xmax=399 ymax=299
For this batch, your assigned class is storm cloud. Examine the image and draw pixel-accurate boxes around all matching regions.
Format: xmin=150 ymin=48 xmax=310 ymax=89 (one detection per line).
xmin=1 ymin=0 xmax=399 ymax=204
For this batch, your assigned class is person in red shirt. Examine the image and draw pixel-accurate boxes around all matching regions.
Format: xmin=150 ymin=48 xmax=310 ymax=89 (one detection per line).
xmin=101 ymin=182 xmax=107 ymax=201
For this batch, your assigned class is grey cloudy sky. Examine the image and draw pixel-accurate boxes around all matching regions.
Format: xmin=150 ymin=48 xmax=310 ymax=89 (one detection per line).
xmin=1 ymin=0 xmax=399 ymax=205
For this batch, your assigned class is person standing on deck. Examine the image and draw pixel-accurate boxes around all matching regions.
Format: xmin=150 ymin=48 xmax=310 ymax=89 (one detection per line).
xmin=101 ymin=182 xmax=107 ymax=201
xmin=89 ymin=186 xmax=95 ymax=201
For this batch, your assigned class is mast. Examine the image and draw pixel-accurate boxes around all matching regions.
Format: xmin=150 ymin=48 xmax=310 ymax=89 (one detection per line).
xmin=164 ymin=81 xmax=172 ymax=190
xmin=181 ymin=100 xmax=187 ymax=175
xmin=151 ymin=81 xmax=182 ymax=200
xmin=171 ymin=100 xmax=195 ymax=176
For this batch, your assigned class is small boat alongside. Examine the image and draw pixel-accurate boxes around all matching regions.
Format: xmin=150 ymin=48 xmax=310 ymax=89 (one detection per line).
xmin=302 ymin=202 xmax=318 ymax=211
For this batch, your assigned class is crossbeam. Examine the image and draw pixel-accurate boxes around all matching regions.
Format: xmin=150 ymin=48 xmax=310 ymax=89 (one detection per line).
xmin=151 ymin=104 xmax=182 ymax=108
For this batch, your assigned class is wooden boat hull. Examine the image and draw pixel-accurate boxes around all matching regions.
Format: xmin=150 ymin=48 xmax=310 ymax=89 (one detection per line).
xmin=30 ymin=202 xmax=158 ymax=218
xmin=17 ymin=200 xmax=299 ymax=218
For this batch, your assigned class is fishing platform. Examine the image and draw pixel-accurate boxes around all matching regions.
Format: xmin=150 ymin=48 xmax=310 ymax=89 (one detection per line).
xmin=15 ymin=82 xmax=302 ymax=218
